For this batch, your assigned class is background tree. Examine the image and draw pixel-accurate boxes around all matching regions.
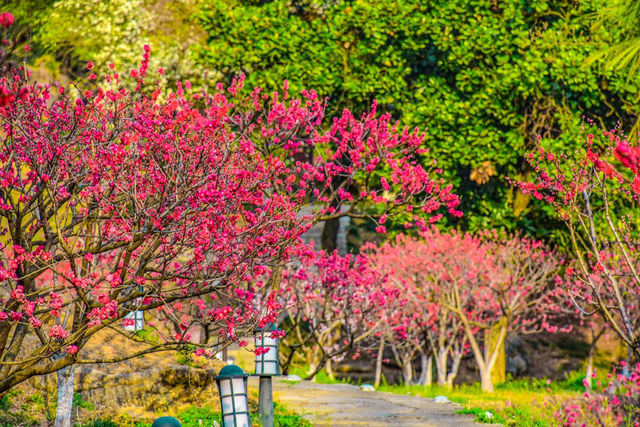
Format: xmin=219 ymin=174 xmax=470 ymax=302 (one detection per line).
xmin=366 ymin=234 xmax=469 ymax=388
xmin=587 ymin=0 xmax=640 ymax=79
xmin=280 ymin=250 xmax=390 ymax=380
xmin=516 ymin=127 xmax=640 ymax=360
xmin=195 ymin=0 xmax=640 ymax=245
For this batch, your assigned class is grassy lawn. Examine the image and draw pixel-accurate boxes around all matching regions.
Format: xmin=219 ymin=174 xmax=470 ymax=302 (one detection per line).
xmin=375 ymin=380 xmax=579 ymax=426
xmin=279 ymin=363 xmax=597 ymax=427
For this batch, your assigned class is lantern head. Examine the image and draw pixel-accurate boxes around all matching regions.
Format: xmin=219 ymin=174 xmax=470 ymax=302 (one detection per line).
xmin=214 ymin=364 xmax=252 ymax=427
xmin=254 ymin=324 xmax=280 ymax=376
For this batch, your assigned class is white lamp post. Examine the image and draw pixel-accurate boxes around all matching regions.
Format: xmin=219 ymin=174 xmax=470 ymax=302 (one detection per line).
xmin=123 ymin=308 xmax=144 ymax=331
xmin=215 ymin=364 xmax=251 ymax=427
xmin=254 ymin=324 xmax=280 ymax=427
xmin=254 ymin=324 xmax=280 ymax=376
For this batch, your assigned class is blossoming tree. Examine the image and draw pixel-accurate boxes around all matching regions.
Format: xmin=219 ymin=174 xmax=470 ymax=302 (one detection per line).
xmin=224 ymin=82 xmax=463 ymax=251
xmin=0 ymin=56 xmax=317 ymax=427
xmin=366 ymin=233 xmax=469 ymax=388
xmin=515 ymin=130 xmax=640 ymax=359
xmin=371 ymin=229 xmax=564 ymax=392
xmin=280 ymin=250 xmax=392 ymax=380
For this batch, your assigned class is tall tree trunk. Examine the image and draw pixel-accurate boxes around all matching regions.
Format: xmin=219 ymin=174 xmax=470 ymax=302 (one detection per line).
xmin=418 ymin=353 xmax=432 ymax=386
xmin=401 ymin=356 xmax=413 ymax=385
xmin=374 ymin=337 xmax=385 ymax=388
xmin=306 ymin=348 xmax=322 ymax=382
xmin=390 ymin=344 xmax=414 ymax=385
xmin=54 ymin=363 xmax=75 ymax=427
xmin=487 ymin=318 xmax=507 ymax=385
xmin=446 ymin=350 xmax=463 ymax=388
xmin=321 ymin=218 xmax=339 ymax=252
xmin=479 ymin=366 xmax=494 ymax=393
xmin=435 ymin=349 xmax=448 ymax=386
xmin=459 ymin=314 xmax=506 ymax=393
xmin=585 ymin=327 xmax=605 ymax=389
xmin=325 ymin=358 xmax=335 ymax=380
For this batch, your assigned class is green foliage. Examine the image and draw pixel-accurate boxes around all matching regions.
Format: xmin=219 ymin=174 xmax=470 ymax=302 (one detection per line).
xmin=175 ymin=403 xmax=310 ymax=427
xmin=587 ymin=0 xmax=640 ymax=80
xmin=0 ymin=394 xmax=9 ymax=412
xmin=176 ymin=406 xmax=220 ymax=427
xmin=195 ymin=0 xmax=640 ymax=244
xmin=1 ymin=0 xmax=214 ymax=90
xmin=459 ymin=405 xmax=555 ymax=426
xmin=458 ymin=407 xmax=506 ymax=424
xmin=74 ymin=392 xmax=95 ymax=411
xmin=0 ymin=390 xmax=39 ymax=427
xmin=272 ymin=401 xmax=312 ymax=427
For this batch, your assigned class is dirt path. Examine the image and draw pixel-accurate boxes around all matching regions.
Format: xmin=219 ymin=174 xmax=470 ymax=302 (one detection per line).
xmin=262 ymin=378 xmax=501 ymax=427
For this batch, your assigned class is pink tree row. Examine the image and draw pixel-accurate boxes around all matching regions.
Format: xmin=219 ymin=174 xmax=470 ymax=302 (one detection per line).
xmin=282 ymin=228 xmax=564 ymax=392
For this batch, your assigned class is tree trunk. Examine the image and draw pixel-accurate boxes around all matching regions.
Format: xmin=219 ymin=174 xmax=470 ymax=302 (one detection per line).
xmin=584 ymin=327 xmax=605 ymax=389
xmin=487 ymin=319 xmax=507 ymax=385
xmin=325 ymin=358 xmax=335 ymax=380
xmin=321 ymin=218 xmax=339 ymax=252
xmin=435 ymin=349 xmax=448 ymax=386
xmin=306 ymin=360 xmax=319 ymax=382
xmin=418 ymin=353 xmax=432 ymax=386
xmin=585 ymin=347 xmax=594 ymax=390
xmin=54 ymin=363 xmax=75 ymax=427
xmin=446 ymin=350 xmax=463 ymax=388
xmin=479 ymin=366 xmax=494 ymax=393
xmin=401 ymin=358 xmax=413 ymax=385
xmin=374 ymin=337 xmax=385 ymax=388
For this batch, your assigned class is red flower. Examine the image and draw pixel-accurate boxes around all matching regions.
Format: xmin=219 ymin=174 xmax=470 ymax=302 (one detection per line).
xmin=0 ymin=12 xmax=14 ymax=28
xmin=613 ymin=141 xmax=638 ymax=173
xmin=0 ymin=87 xmax=15 ymax=107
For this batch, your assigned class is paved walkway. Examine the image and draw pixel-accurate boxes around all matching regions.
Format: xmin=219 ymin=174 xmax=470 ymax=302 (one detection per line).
xmin=264 ymin=378 xmax=501 ymax=427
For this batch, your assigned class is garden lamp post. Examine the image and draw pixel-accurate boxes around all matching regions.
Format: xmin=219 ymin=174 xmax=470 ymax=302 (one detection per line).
xmin=215 ymin=364 xmax=252 ymax=427
xmin=254 ymin=324 xmax=280 ymax=427
xmin=152 ymin=417 xmax=181 ymax=427
xmin=123 ymin=287 xmax=144 ymax=332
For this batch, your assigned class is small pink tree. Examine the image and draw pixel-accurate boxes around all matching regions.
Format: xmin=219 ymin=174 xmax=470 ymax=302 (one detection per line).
xmin=375 ymin=229 xmax=564 ymax=393
xmin=372 ymin=279 xmax=429 ymax=386
xmin=280 ymin=250 xmax=392 ymax=380
xmin=449 ymin=232 xmax=564 ymax=392
xmin=514 ymin=129 xmax=640 ymax=359
xmin=366 ymin=234 xmax=469 ymax=388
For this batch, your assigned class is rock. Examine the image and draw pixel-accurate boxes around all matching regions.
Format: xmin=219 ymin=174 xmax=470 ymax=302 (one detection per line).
xmin=360 ymin=384 xmax=375 ymax=392
xmin=433 ymin=395 xmax=450 ymax=403
xmin=283 ymin=374 xmax=302 ymax=382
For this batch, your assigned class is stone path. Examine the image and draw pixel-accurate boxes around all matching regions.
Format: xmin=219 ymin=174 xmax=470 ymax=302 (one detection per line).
xmin=261 ymin=378 xmax=501 ymax=427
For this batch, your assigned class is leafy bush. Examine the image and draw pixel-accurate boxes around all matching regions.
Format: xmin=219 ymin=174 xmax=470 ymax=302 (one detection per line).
xmin=195 ymin=0 xmax=640 ymax=242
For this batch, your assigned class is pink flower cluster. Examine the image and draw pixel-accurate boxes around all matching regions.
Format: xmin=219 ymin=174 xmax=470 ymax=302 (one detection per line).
xmin=0 ymin=46 xmax=461 ymax=391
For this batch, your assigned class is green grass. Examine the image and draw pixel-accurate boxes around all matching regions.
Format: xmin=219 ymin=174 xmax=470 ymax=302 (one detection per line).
xmin=79 ymin=402 xmax=310 ymax=427
xmin=375 ymin=381 xmax=577 ymax=426
xmin=283 ymin=363 xmax=593 ymax=426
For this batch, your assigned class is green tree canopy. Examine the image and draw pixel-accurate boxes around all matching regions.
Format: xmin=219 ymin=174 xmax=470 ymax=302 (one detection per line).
xmin=196 ymin=0 xmax=640 ymax=245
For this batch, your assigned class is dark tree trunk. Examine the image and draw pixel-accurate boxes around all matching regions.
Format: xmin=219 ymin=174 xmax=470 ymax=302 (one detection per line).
xmin=321 ymin=218 xmax=339 ymax=252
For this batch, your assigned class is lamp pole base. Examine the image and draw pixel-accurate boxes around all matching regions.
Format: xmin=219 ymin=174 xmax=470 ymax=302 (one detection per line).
xmin=258 ymin=376 xmax=274 ymax=427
